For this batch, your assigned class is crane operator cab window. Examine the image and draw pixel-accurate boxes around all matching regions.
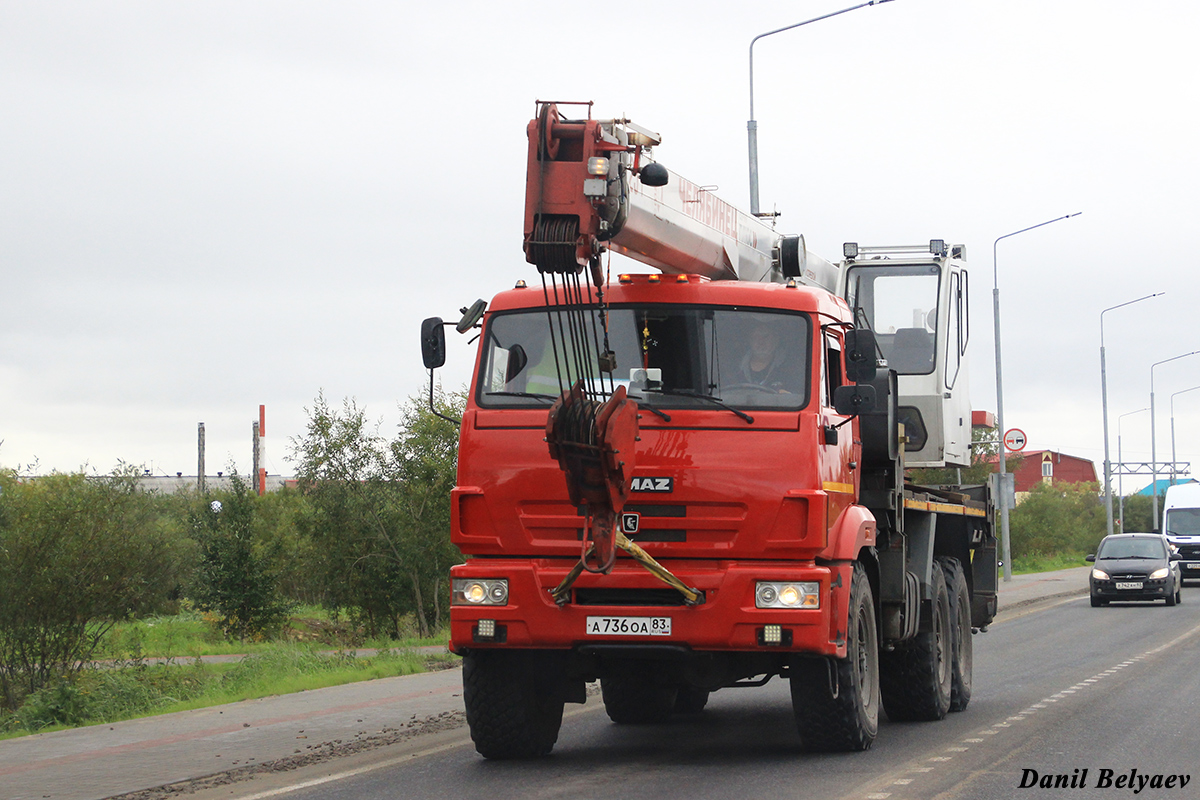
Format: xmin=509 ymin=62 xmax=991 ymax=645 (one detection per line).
xmin=845 ymin=265 xmax=940 ymax=375
xmin=477 ymin=306 xmax=811 ymax=412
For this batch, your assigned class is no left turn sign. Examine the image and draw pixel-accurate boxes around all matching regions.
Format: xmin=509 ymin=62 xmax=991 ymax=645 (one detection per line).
xmin=1003 ymin=428 xmax=1027 ymax=452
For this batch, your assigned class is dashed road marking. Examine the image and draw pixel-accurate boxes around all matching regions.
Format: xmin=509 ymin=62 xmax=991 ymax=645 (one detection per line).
xmin=858 ymin=619 xmax=1200 ymax=800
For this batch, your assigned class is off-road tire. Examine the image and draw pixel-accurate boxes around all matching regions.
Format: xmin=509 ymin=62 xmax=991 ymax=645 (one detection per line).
xmin=790 ymin=563 xmax=880 ymax=751
xmin=939 ymin=556 xmax=973 ymax=712
xmin=463 ymin=650 xmax=565 ymax=759
xmin=601 ymin=668 xmax=679 ymax=724
xmin=673 ymin=686 xmax=711 ymax=714
xmin=880 ymin=559 xmax=953 ymax=722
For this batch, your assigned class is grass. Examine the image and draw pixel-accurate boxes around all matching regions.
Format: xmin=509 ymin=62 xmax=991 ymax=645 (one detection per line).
xmin=1010 ymin=551 xmax=1090 ymax=574
xmin=0 ymin=607 xmax=455 ymax=740
xmin=96 ymin=604 xmax=449 ymax=661
xmin=1 ymin=644 xmax=457 ymax=740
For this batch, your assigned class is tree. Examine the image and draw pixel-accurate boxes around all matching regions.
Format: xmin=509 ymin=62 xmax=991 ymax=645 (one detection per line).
xmin=0 ymin=467 xmax=185 ymax=709
xmin=1008 ymin=481 xmax=1106 ymax=558
xmin=291 ymin=389 xmax=463 ymax=639
xmin=191 ymin=472 xmax=292 ymax=641
xmin=1117 ymin=492 xmax=1160 ymax=534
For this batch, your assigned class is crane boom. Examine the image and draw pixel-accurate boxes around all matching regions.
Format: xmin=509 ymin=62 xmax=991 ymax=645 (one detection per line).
xmin=523 ymin=101 xmax=839 ymax=291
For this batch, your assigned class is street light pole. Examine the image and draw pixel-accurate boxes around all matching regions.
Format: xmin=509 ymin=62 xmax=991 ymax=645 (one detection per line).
xmin=747 ymin=0 xmax=894 ymax=217
xmin=1151 ymin=351 xmax=1200 ymax=530
xmin=1170 ymin=384 xmax=1200 ymax=489
xmin=1100 ymin=293 xmax=1163 ymax=537
xmin=1118 ymin=407 xmax=1149 ymax=534
xmin=994 ymin=212 xmax=1081 ymax=581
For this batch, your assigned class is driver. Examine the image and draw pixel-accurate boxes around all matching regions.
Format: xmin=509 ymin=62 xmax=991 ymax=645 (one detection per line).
xmin=738 ymin=322 xmax=795 ymax=391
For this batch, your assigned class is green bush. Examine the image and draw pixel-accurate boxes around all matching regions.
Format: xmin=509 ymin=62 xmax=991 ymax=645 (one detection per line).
xmin=292 ymin=391 xmax=464 ymax=639
xmin=0 ymin=467 xmax=188 ymax=710
xmin=1009 ymin=480 xmax=1106 ymax=559
xmin=191 ymin=473 xmax=292 ymax=642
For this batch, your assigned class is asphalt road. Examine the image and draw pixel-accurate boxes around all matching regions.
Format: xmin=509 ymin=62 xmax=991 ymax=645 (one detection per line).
xmin=9 ymin=567 xmax=1200 ymax=800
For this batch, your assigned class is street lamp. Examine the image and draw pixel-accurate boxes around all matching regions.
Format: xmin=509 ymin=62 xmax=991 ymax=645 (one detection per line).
xmin=747 ymin=0 xmax=895 ymax=217
xmin=1100 ymin=293 xmax=1163 ymax=537
xmin=1117 ymin=407 xmax=1149 ymax=534
xmin=993 ymin=213 xmax=1081 ymax=581
xmin=1170 ymin=384 xmax=1200 ymax=487
xmin=1151 ymin=351 xmax=1200 ymax=529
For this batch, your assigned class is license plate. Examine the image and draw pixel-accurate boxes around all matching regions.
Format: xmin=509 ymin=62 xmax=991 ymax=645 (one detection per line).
xmin=586 ymin=616 xmax=671 ymax=636
xmin=1183 ymin=562 xmax=1200 ymax=569
xmin=1115 ymin=581 xmax=1143 ymax=590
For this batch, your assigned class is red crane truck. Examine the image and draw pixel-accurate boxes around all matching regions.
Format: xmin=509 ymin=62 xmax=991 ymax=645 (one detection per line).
xmin=421 ymin=102 xmax=998 ymax=758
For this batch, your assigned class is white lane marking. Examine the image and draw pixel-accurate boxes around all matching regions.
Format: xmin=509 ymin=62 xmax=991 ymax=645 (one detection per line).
xmin=862 ymin=619 xmax=1200 ymax=799
xmin=235 ymin=740 xmax=467 ymax=800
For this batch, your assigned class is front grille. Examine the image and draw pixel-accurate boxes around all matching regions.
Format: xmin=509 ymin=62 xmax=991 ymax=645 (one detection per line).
xmin=573 ymin=587 xmax=699 ymax=607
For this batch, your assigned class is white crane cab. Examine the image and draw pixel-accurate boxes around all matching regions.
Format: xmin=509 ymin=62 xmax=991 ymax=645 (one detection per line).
xmin=839 ymin=241 xmax=971 ymax=469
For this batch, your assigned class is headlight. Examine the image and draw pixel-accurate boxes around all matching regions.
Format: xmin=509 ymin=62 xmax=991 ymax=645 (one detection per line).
xmin=1149 ymin=567 xmax=1170 ymax=580
xmin=1091 ymin=568 xmax=1110 ymax=580
xmin=452 ymin=578 xmax=509 ymax=606
xmin=756 ymin=581 xmax=819 ymax=609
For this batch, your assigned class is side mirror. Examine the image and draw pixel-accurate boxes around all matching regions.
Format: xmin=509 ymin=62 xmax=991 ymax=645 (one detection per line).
xmin=456 ymin=299 xmax=487 ymax=333
xmin=833 ymin=384 xmax=878 ymax=416
xmin=1085 ymin=554 xmax=1096 ymax=563
xmin=506 ymin=344 xmax=529 ymax=382
xmin=421 ymin=317 xmax=446 ymax=369
xmin=1170 ymin=552 xmax=1183 ymax=562
xmin=844 ymin=329 xmax=878 ymax=383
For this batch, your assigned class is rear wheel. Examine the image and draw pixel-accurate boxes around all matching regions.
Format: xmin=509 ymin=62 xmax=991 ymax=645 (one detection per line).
xmin=463 ymin=650 xmax=565 ymax=759
xmin=601 ymin=665 xmax=678 ymax=724
xmin=880 ymin=559 xmax=953 ymax=722
xmin=790 ymin=563 xmax=879 ymax=751
xmin=940 ymin=557 xmax=973 ymax=712
xmin=673 ymin=686 xmax=711 ymax=714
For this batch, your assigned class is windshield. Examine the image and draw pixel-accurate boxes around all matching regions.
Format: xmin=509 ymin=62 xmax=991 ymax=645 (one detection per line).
xmin=1165 ymin=508 xmax=1200 ymax=536
xmin=1097 ymin=537 xmax=1167 ymax=560
xmin=478 ymin=305 xmax=811 ymax=411
xmin=845 ymin=264 xmax=940 ymax=375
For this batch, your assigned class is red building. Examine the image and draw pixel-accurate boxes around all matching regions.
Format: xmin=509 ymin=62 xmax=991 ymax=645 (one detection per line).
xmin=1009 ymin=450 xmax=1098 ymax=493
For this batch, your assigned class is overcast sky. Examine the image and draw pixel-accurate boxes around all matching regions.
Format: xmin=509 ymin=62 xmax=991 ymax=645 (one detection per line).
xmin=2 ymin=1 xmax=1198 ymax=491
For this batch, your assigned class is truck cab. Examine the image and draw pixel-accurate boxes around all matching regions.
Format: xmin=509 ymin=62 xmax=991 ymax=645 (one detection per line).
xmin=1162 ymin=482 xmax=1200 ymax=580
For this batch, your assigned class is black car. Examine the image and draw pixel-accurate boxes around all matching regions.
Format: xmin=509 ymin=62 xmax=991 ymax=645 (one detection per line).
xmin=1087 ymin=533 xmax=1183 ymax=607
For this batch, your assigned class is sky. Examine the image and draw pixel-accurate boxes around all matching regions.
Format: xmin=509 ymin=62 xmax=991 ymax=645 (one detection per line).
xmin=2 ymin=0 xmax=1198 ymax=492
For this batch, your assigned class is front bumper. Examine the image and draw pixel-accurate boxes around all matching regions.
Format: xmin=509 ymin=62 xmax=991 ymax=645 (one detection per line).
xmin=449 ymin=558 xmax=845 ymax=658
xmin=1090 ymin=577 xmax=1171 ymax=602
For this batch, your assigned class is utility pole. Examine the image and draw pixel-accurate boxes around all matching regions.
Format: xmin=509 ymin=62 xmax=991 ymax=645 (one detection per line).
xmin=197 ymin=422 xmax=206 ymax=494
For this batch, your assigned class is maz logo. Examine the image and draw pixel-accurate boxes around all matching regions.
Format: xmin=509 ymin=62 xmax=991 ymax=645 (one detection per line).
xmin=631 ymin=477 xmax=673 ymax=493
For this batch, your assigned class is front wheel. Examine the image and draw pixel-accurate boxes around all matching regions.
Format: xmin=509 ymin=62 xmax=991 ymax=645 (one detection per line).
xmin=790 ymin=563 xmax=879 ymax=751
xmin=463 ymin=650 xmax=565 ymax=759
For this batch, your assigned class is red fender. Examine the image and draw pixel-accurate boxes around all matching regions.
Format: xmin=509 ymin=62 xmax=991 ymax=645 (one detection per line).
xmin=825 ymin=504 xmax=877 ymax=562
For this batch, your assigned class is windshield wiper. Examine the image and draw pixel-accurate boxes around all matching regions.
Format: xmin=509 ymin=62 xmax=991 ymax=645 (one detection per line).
xmin=626 ymin=395 xmax=671 ymax=422
xmin=644 ymin=388 xmax=754 ymax=424
xmin=484 ymin=391 xmax=555 ymax=404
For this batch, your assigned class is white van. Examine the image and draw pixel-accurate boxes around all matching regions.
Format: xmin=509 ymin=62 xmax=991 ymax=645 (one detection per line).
xmin=1163 ymin=482 xmax=1200 ymax=581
